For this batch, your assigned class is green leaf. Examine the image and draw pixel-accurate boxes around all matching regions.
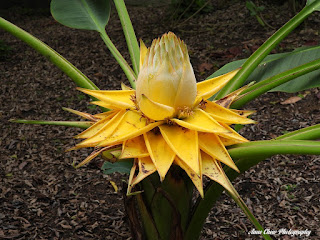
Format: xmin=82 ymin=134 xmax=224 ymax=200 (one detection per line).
xmin=246 ymin=1 xmax=257 ymax=16
xmin=101 ymin=160 xmax=133 ymax=174
xmin=51 ymin=0 xmax=111 ymax=32
xmin=210 ymin=46 xmax=320 ymax=93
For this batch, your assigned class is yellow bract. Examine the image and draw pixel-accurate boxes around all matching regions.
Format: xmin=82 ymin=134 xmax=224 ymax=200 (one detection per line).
xmin=196 ymin=69 xmax=240 ymax=100
xmin=139 ymin=94 xmax=175 ymax=120
xmin=144 ymin=131 xmax=175 ymax=181
xmin=70 ymin=32 xmax=255 ymax=197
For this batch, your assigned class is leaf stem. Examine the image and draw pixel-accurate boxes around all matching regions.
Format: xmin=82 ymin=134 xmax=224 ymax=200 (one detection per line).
xmin=99 ymin=31 xmax=137 ymax=89
xmin=276 ymin=124 xmax=320 ymax=140
xmin=113 ymin=0 xmax=140 ymax=76
xmin=231 ymin=58 xmax=320 ymax=108
xmin=0 ymin=17 xmax=99 ymax=90
xmin=228 ymin=140 xmax=320 ymax=158
xmin=10 ymin=119 xmax=92 ymax=129
xmin=226 ymin=184 xmax=272 ymax=240
xmin=216 ymin=1 xmax=320 ymax=98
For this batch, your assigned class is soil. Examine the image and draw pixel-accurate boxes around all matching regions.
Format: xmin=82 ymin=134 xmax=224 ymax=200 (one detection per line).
xmin=0 ymin=1 xmax=319 ymax=239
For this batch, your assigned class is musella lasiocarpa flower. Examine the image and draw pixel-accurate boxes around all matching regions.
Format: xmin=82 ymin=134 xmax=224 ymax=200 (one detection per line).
xmin=68 ymin=32 xmax=255 ymax=196
xmin=136 ymin=33 xmax=196 ymax=120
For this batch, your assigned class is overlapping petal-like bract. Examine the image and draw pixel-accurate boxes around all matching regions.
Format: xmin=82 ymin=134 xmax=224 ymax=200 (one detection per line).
xmin=70 ymin=32 xmax=255 ymax=196
xmin=136 ymin=33 xmax=197 ymax=120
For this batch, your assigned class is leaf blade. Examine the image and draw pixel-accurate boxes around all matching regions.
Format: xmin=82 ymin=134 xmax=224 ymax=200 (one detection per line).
xmin=101 ymin=159 xmax=133 ymax=174
xmin=50 ymin=0 xmax=111 ymax=32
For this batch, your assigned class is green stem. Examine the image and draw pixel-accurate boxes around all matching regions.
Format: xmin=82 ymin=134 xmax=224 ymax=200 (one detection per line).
xmin=216 ymin=1 xmax=320 ymax=99
xmin=228 ymin=140 xmax=320 ymax=158
xmin=100 ymin=31 xmax=137 ymax=89
xmin=231 ymin=58 xmax=320 ymax=108
xmin=276 ymin=124 xmax=320 ymax=140
xmin=186 ymin=139 xmax=320 ymax=240
xmin=227 ymin=184 xmax=272 ymax=240
xmin=113 ymin=0 xmax=140 ymax=76
xmin=9 ymin=119 xmax=92 ymax=129
xmin=0 ymin=17 xmax=99 ymax=90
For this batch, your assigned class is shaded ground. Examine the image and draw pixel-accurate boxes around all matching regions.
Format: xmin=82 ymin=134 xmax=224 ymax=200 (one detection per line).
xmin=1 ymin=1 xmax=319 ymax=239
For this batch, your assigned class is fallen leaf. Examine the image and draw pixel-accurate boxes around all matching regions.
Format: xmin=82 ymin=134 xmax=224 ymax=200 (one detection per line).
xmin=60 ymin=223 xmax=72 ymax=229
xmin=90 ymin=221 xmax=99 ymax=229
xmin=59 ymin=220 xmax=72 ymax=229
xmin=110 ymin=181 xmax=118 ymax=193
xmin=19 ymin=161 xmax=28 ymax=170
xmin=228 ymin=46 xmax=242 ymax=56
xmin=279 ymin=200 xmax=287 ymax=207
xmin=280 ymin=96 xmax=302 ymax=105
xmin=94 ymin=72 xmax=103 ymax=77
xmin=304 ymin=40 xmax=318 ymax=46
xmin=198 ymin=62 xmax=213 ymax=72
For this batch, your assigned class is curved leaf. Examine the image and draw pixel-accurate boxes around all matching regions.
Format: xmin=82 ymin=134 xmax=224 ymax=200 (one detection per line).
xmin=51 ymin=0 xmax=111 ymax=32
xmin=210 ymin=46 xmax=320 ymax=93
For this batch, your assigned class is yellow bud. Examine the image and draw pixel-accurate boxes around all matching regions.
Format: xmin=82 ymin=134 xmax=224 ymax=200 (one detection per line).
xmin=136 ymin=32 xmax=197 ymax=120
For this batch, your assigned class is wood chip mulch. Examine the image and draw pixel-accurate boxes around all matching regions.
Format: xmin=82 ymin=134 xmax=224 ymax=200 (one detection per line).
xmin=1 ymin=1 xmax=319 ymax=239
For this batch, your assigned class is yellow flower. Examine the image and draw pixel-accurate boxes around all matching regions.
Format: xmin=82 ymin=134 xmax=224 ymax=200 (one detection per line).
xmin=136 ymin=33 xmax=197 ymax=120
xmin=69 ymin=32 xmax=255 ymax=197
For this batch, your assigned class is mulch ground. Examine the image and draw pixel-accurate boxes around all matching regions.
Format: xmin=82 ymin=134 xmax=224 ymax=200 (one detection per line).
xmin=0 ymin=1 xmax=319 ymax=239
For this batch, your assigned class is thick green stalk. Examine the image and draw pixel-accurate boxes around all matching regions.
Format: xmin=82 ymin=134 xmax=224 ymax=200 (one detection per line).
xmin=185 ymin=139 xmax=320 ymax=240
xmin=231 ymin=58 xmax=320 ymax=108
xmin=228 ymin=140 xmax=320 ymax=158
xmin=100 ymin=31 xmax=137 ymax=88
xmin=216 ymin=1 xmax=320 ymax=99
xmin=9 ymin=119 xmax=92 ymax=129
xmin=136 ymin=194 xmax=160 ymax=240
xmin=140 ymin=168 xmax=192 ymax=239
xmin=0 ymin=17 xmax=99 ymax=90
xmin=113 ymin=0 xmax=140 ymax=75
